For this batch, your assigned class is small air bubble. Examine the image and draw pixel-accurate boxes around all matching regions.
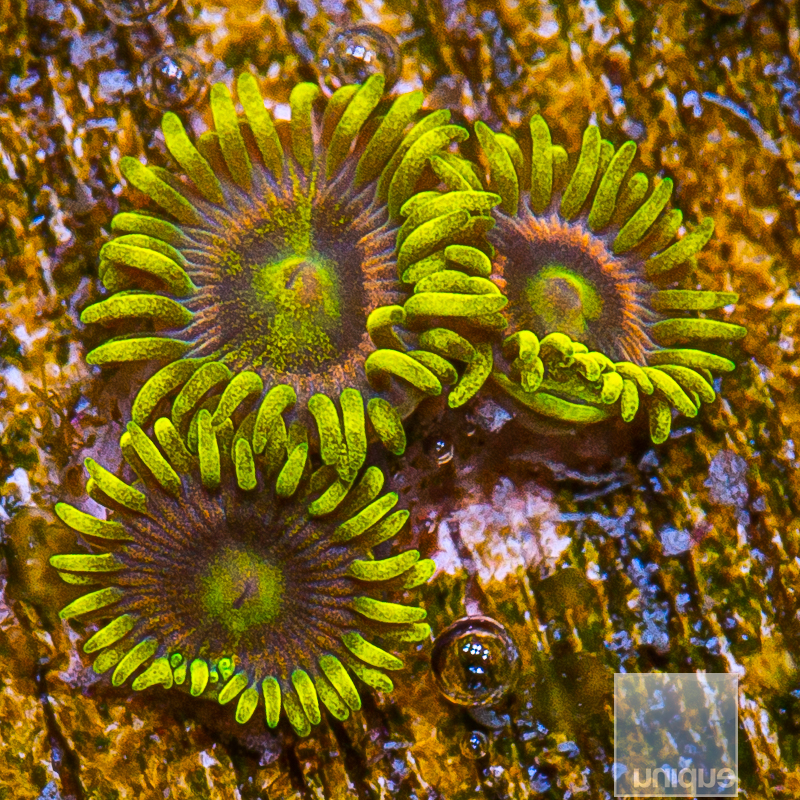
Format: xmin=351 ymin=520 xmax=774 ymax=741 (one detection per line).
xmin=137 ymin=50 xmax=205 ymax=111
xmin=318 ymin=24 xmax=402 ymax=93
xmin=460 ymin=730 xmax=489 ymax=760
xmin=431 ymin=616 xmax=521 ymax=708
xmin=426 ymin=435 xmax=454 ymax=466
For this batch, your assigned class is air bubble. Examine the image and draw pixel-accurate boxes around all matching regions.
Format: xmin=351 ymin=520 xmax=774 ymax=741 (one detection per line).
xmin=460 ymin=730 xmax=489 ymax=760
xmin=426 ymin=434 xmax=454 ymax=466
xmin=431 ymin=616 xmax=521 ymax=708
xmin=137 ymin=50 xmax=205 ymax=111
xmin=318 ymin=24 xmax=402 ymax=93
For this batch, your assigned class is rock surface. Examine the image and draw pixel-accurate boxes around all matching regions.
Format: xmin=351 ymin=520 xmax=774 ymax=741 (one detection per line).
xmin=2 ymin=0 xmax=800 ymax=797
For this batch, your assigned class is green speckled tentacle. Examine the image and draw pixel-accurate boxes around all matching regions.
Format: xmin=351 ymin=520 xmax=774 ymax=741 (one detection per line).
xmin=488 ymin=325 xmax=727 ymax=434
xmin=364 ymin=157 xmax=512 ymax=411
xmin=50 ymin=422 xmax=433 ymax=735
xmin=426 ymin=113 xmax=747 ymax=441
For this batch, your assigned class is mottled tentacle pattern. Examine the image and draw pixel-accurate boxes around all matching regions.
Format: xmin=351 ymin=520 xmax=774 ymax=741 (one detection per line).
xmin=50 ymin=412 xmax=433 ymax=735
xmin=82 ymin=73 xmax=481 ymax=463
xmin=391 ymin=116 xmax=746 ymax=442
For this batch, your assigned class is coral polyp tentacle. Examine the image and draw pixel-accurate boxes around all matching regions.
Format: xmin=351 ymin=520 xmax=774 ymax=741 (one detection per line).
xmin=382 ymin=113 xmax=745 ymax=440
xmin=82 ymin=73 xmax=478 ymax=465
xmin=50 ymin=420 xmax=433 ymax=735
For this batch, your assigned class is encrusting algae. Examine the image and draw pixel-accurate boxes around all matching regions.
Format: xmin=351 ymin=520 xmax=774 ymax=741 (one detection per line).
xmin=387 ymin=115 xmax=747 ymax=442
xmin=49 ymin=408 xmax=433 ymax=735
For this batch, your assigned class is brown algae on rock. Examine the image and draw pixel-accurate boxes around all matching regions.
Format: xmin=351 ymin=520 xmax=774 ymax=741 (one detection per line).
xmin=2 ymin=0 xmax=800 ymax=796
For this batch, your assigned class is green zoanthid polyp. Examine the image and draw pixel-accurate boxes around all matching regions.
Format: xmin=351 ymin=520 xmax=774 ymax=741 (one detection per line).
xmin=389 ymin=116 xmax=747 ymax=442
xmin=49 ymin=409 xmax=433 ymax=735
xmin=82 ymin=72 xmax=498 ymax=462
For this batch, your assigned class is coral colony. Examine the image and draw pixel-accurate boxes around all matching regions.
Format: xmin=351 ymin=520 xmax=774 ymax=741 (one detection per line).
xmin=52 ymin=419 xmax=433 ymax=734
xmin=396 ymin=116 xmax=746 ymax=442
xmin=80 ymin=73 xmax=492 ymax=464
xmin=53 ymin=72 xmax=746 ymax=733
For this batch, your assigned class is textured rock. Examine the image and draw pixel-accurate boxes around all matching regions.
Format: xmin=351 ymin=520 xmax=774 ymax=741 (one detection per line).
xmin=1 ymin=0 xmax=799 ymax=797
